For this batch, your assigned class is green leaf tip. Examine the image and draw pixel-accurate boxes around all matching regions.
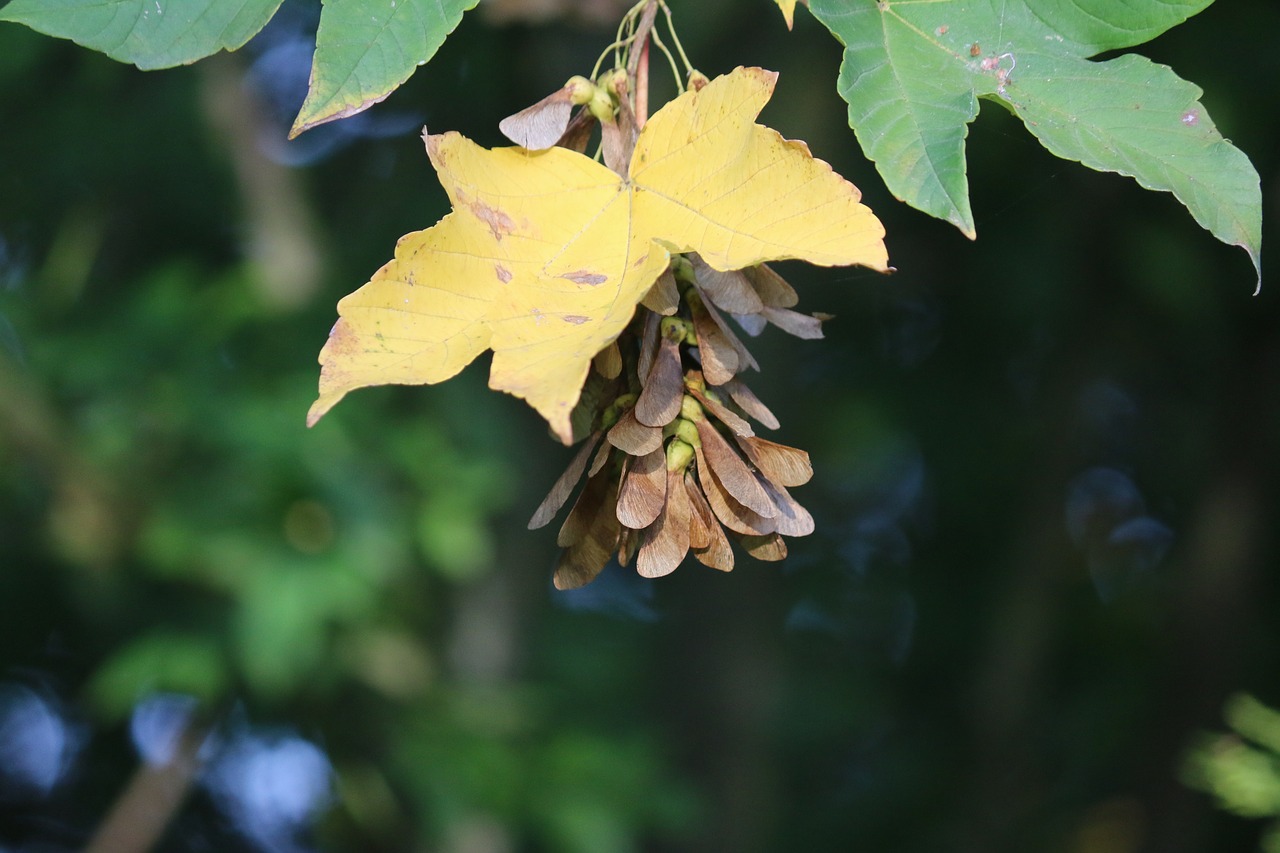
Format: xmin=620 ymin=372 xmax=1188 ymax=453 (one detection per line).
xmin=288 ymin=0 xmax=480 ymax=138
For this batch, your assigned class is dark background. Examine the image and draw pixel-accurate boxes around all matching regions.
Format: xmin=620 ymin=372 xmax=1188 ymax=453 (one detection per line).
xmin=0 ymin=1 xmax=1277 ymax=851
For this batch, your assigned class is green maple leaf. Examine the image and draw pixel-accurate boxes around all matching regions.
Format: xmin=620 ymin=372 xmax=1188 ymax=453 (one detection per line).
xmin=807 ymin=0 xmax=1261 ymax=285
xmin=0 ymin=0 xmax=284 ymax=68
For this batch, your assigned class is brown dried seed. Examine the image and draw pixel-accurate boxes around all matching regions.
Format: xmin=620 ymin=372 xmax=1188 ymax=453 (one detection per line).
xmin=685 ymin=472 xmax=734 ymax=571
xmin=721 ymin=378 xmax=780 ymax=430
xmin=757 ymin=477 xmax=814 ymax=537
xmin=608 ymin=77 xmax=639 ymax=170
xmin=690 ymin=254 xmax=764 ymax=314
xmin=593 ymin=341 xmax=622 ymax=379
xmin=558 ymin=465 xmax=613 ymax=547
xmin=617 ymin=525 xmax=637 ymax=567
xmin=587 ymin=437 xmax=613 ymax=478
xmin=499 ymin=86 xmax=576 ymax=150
xmin=744 ymin=264 xmax=799 ymax=308
xmin=636 ymin=469 xmax=693 ymax=578
xmin=555 ymin=108 xmax=596 ymax=153
xmin=616 ymin=446 xmax=667 ymax=529
xmin=637 ymin=309 xmax=661 ymax=381
xmin=635 ymin=335 xmax=684 ymax=427
xmin=685 ymin=374 xmax=753 ymax=437
xmin=735 ymin=435 xmax=812 ymax=486
xmin=640 ymin=269 xmax=680 ymax=316
xmin=686 ymin=484 xmax=713 ymax=550
xmin=762 ymin=306 xmax=824 ymax=340
xmin=697 ymin=292 xmax=759 ymax=374
xmin=691 ymin=305 xmax=739 ymax=385
xmin=730 ymin=312 xmax=767 ymax=337
xmin=529 ymin=432 xmax=602 ymax=529
xmin=553 ymin=481 xmax=622 ymax=589
xmin=607 ymin=408 xmax=664 ymax=455
xmin=600 ymin=114 xmax=637 ymax=176
xmin=694 ymin=419 xmax=777 ymax=518
xmin=693 ymin=444 xmax=775 ymax=536
xmin=741 ymin=532 xmax=788 ymax=561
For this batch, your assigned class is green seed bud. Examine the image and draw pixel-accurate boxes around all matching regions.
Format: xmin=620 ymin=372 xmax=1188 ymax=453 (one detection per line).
xmin=660 ymin=316 xmax=690 ymax=343
xmin=680 ymin=395 xmax=703 ymax=423
xmin=670 ymin=255 xmax=694 ymax=283
xmin=666 ymin=438 xmax=695 ymax=472
xmin=598 ymin=68 xmax=629 ymax=97
xmin=566 ymin=75 xmax=596 ymax=105
xmin=587 ymin=88 xmax=615 ymax=122
xmin=674 ymin=417 xmax=700 ymax=446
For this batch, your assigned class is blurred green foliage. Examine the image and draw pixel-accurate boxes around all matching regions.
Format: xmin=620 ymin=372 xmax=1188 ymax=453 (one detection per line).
xmin=1185 ymin=695 xmax=1280 ymax=851
xmin=0 ymin=1 xmax=1278 ymax=851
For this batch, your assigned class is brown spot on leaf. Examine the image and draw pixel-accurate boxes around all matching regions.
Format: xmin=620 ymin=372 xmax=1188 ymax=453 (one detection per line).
xmin=562 ymin=315 xmax=591 ymax=325
xmin=559 ymin=270 xmax=608 ymax=286
xmin=470 ymin=199 xmax=516 ymax=241
xmin=495 ymin=264 xmax=513 ymax=283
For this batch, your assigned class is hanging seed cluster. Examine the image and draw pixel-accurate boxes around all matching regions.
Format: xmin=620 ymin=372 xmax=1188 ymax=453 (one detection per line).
xmin=530 ymin=254 xmax=827 ymax=589
xmin=502 ymin=6 xmax=851 ymax=589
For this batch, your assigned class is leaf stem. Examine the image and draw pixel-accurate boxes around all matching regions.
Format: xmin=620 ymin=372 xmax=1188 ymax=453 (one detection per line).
xmin=658 ymin=1 xmax=695 ymax=80
xmin=590 ymin=34 xmax=634 ymax=81
xmin=649 ymin=29 xmax=683 ymax=96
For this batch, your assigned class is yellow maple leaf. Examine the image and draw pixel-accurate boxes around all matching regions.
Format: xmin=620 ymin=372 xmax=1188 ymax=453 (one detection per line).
xmin=774 ymin=0 xmax=798 ymax=29
xmin=308 ymin=66 xmax=888 ymax=443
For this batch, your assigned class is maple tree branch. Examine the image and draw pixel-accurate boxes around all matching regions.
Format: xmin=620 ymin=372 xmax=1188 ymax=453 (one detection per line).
xmin=628 ymin=0 xmax=658 ymax=127
xmin=636 ymin=38 xmax=649 ymax=127
xmin=84 ymin=714 xmax=212 ymax=853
